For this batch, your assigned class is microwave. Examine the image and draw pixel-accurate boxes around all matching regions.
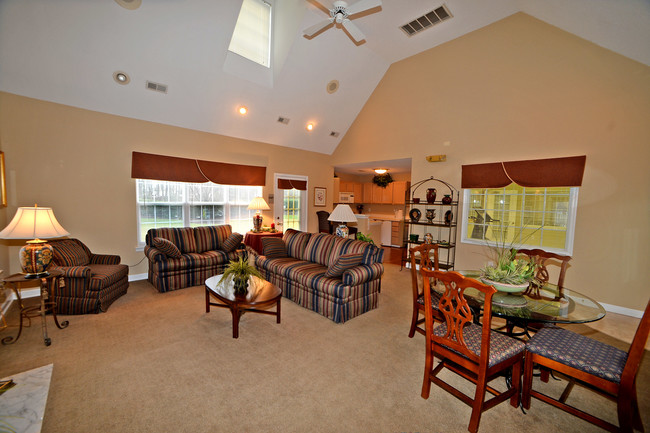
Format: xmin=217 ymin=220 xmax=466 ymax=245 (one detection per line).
xmin=339 ymin=192 xmax=355 ymax=203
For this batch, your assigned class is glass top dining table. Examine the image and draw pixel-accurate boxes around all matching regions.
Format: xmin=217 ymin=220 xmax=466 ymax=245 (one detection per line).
xmin=449 ymin=270 xmax=607 ymax=327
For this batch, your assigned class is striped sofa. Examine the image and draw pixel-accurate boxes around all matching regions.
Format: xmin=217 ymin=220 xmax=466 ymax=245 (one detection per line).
xmin=144 ymin=225 xmax=242 ymax=292
xmin=254 ymin=229 xmax=384 ymax=323
xmin=49 ymin=238 xmax=129 ymax=314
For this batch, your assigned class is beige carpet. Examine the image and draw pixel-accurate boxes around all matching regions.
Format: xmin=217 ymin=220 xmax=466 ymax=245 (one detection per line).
xmin=0 ymin=264 xmax=648 ymax=433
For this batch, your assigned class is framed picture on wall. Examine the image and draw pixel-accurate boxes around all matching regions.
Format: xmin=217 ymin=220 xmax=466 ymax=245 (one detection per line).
xmin=314 ymin=187 xmax=326 ymax=207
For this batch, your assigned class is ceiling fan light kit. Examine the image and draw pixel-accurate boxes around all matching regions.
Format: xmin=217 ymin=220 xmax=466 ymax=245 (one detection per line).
xmin=303 ymin=0 xmax=382 ymax=43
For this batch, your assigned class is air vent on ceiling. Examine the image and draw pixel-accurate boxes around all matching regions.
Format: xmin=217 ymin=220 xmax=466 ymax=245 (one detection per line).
xmin=400 ymin=4 xmax=452 ymax=37
xmin=146 ymin=81 xmax=168 ymax=94
xmin=330 ymin=131 xmax=340 ymax=138
xmin=277 ymin=116 xmax=290 ymax=125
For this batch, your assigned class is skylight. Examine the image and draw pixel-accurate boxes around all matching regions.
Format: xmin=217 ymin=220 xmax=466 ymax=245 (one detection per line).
xmin=228 ymin=0 xmax=272 ymax=68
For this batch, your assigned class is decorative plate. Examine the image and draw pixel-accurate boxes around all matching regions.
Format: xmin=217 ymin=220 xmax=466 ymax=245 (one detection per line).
xmin=409 ymin=208 xmax=421 ymax=222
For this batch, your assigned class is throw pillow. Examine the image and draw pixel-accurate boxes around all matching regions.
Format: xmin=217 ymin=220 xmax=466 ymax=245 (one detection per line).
xmin=153 ymin=237 xmax=182 ymax=258
xmin=221 ymin=232 xmax=244 ymax=253
xmin=325 ymin=253 xmax=364 ymax=278
xmin=262 ymin=237 xmax=288 ymax=258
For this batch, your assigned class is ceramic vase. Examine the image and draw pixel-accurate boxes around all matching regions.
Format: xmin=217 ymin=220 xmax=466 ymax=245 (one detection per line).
xmin=424 ymin=233 xmax=433 ymax=244
xmin=442 ymin=194 xmax=452 ymax=204
xmin=426 ymin=188 xmax=437 ymax=204
xmin=426 ymin=209 xmax=435 ymax=222
xmin=233 ymin=276 xmax=249 ymax=295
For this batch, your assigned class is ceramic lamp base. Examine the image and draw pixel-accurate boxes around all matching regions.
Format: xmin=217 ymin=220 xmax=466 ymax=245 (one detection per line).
xmin=20 ymin=239 xmax=53 ymax=278
xmin=335 ymin=224 xmax=349 ymax=238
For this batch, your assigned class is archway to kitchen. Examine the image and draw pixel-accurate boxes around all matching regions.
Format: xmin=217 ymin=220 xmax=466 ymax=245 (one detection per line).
xmin=333 ymin=158 xmax=412 ymax=266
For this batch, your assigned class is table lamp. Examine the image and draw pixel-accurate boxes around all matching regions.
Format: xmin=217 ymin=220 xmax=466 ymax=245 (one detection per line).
xmin=247 ymin=197 xmax=270 ymax=233
xmin=328 ymin=204 xmax=357 ymax=238
xmin=0 ymin=205 xmax=70 ymax=278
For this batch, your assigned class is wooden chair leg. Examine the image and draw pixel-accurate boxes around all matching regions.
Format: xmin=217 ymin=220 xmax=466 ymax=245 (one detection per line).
xmin=510 ymin=360 xmax=522 ymax=408
xmin=408 ymin=305 xmax=419 ymax=338
xmin=421 ymin=348 xmax=433 ymax=399
xmin=522 ymin=353 xmax=535 ymax=410
xmin=468 ymin=376 xmax=487 ymax=433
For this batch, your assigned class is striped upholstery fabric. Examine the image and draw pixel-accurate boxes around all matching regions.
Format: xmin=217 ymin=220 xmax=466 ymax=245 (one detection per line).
xmin=146 ymin=227 xmax=197 ymax=254
xmin=303 ymin=233 xmax=338 ymax=266
xmin=52 ymin=239 xmax=91 ymax=266
xmin=283 ymin=229 xmax=311 ymax=259
xmin=221 ymin=232 xmax=243 ymax=252
xmin=49 ymin=238 xmax=129 ymax=314
xmin=325 ymin=253 xmax=364 ymax=278
xmin=526 ymin=326 xmax=628 ymax=383
xmin=261 ymin=237 xmax=288 ymax=258
xmin=194 ymin=225 xmax=231 ymax=253
xmin=433 ymin=322 xmax=525 ymax=367
xmin=255 ymin=229 xmax=384 ymax=323
xmin=153 ymin=237 xmax=182 ymax=257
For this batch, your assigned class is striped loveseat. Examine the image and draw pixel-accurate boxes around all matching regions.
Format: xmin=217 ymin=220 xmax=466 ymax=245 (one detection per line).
xmin=49 ymin=238 xmax=129 ymax=314
xmin=254 ymin=229 xmax=384 ymax=323
xmin=144 ymin=225 xmax=243 ymax=292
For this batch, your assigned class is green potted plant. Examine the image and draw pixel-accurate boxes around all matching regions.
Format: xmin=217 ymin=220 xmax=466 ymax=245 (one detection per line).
xmin=372 ymin=173 xmax=393 ymax=188
xmin=218 ymin=256 xmax=262 ymax=295
xmin=356 ymin=232 xmax=375 ymax=244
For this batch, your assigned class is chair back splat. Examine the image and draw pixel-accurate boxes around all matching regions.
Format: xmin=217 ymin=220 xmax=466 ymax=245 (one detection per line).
xmin=421 ymin=269 xmax=525 ymax=433
xmin=517 ymin=248 xmax=571 ymax=299
xmin=522 ymin=299 xmax=650 ymax=432
xmin=408 ymin=243 xmax=441 ymax=337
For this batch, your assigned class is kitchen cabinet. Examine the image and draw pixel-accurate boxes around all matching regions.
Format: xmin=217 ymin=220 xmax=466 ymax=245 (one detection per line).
xmin=372 ymin=183 xmax=393 ymax=204
xmin=363 ymin=183 xmax=373 ymax=203
xmin=402 ymin=177 xmax=458 ymax=270
xmin=392 ymin=181 xmax=409 ymax=205
xmin=337 ymin=180 xmax=363 ymax=203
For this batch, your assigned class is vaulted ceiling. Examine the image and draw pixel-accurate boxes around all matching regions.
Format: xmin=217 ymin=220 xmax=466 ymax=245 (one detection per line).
xmin=1 ymin=0 xmax=648 ymax=156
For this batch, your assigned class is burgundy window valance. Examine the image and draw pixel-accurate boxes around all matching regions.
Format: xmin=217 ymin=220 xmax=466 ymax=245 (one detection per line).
xmin=131 ymin=151 xmax=266 ymax=186
xmin=461 ymin=155 xmax=586 ymax=189
xmin=277 ymin=178 xmax=307 ymax=190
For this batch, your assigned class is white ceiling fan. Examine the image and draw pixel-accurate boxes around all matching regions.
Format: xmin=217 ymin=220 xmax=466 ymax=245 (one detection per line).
xmin=303 ymin=0 xmax=382 ymax=43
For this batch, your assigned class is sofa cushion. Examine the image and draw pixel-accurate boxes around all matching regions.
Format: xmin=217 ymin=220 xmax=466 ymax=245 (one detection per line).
xmin=221 ymin=232 xmax=243 ymax=253
xmin=88 ymin=264 xmax=129 ymax=291
xmin=262 ymin=238 xmax=288 ymax=258
xmin=283 ymin=229 xmax=311 ymax=259
xmin=329 ymin=237 xmax=377 ymax=266
xmin=151 ymin=251 xmax=234 ymax=273
xmin=325 ymin=253 xmax=364 ymax=278
xmin=194 ymin=225 xmax=232 ymax=253
xmin=303 ymin=233 xmax=338 ymax=266
xmin=153 ymin=237 xmax=182 ymax=258
xmin=52 ymin=239 xmax=90 ymax=266
xmin=148 ymin=227 xmax=197 ymax=254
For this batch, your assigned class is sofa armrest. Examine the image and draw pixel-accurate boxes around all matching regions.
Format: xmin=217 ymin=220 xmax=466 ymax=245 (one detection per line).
xmin=90 ymin=254 xmax=121 ymax=265
xmin=342 ymin=263 xmax=384 ymax=286
xmin=51 ymin=265 xmax=91 ymax=279
xmin=144 ymin=245 xmax=165 ymax=262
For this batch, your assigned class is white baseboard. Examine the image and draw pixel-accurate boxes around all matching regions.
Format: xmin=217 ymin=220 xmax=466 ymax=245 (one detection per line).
xmin=128 ymin=273 xmax=147 ymax=282
xmin=600 ymin=302 xmax=644 ymax=319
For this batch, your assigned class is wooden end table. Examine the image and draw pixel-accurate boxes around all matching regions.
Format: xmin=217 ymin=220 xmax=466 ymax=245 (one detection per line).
xmin=205 ymin=274 xmax=281 ymax=338
xmin=243 ymin=231 xmax=283 ymax=255
xmin=2 ymin=268 xmax=69 ymax=346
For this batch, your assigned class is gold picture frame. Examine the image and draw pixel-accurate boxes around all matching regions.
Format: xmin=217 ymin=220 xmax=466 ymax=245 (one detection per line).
xmin=0 ymin=151 xmax=6 ymax=207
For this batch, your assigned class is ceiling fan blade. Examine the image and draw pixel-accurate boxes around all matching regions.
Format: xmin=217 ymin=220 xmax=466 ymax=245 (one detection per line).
xmin=346 ymin=0 xmax=382 ymax=16
xmin=303 ymin=18 xmax=335 ymax=37
xmin=342 ymin=19 xmax=365 ymax=42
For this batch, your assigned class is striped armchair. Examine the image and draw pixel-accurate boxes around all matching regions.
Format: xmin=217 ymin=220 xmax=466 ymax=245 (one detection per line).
xmin=49 ymin=238 xmax=129 ymax=314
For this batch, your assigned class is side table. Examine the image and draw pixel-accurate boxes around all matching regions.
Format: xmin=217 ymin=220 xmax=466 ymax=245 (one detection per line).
xmin=244 ymin=231 xmax=283 ymax=255
xmin=2 ymin=269 xmax=69 ymax=346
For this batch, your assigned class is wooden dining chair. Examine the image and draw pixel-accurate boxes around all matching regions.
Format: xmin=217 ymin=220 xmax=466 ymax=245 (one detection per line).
xmin=421 ymin=269 xmax=525 ymax=433
xmin=408 ymin=243 xmax=442 ymax=337
xmin=517 ymin=249 xmax=571 ymax=299
xmin=522 ymin=299 xmax=650 ymax=433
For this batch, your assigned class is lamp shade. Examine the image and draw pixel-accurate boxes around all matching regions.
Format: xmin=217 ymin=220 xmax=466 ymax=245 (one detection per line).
xmin=247 ymin=197 xmax=270 ymax=211
xmin=0 ymin=206 xmax=70 ymax=239
xmin=328 ymin=204 xmax=357 ymax=223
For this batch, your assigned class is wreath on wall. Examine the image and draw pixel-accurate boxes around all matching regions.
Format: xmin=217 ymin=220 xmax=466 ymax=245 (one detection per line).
xmin=372 ymin=173 xmax=394 ymax=188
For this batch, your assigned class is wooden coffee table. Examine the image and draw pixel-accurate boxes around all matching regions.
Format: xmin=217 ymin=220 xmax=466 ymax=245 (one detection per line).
xmin=205 ymin=274 xmax=281 ymax=338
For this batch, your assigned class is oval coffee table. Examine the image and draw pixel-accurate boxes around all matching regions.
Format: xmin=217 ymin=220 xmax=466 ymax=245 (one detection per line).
xmin=205 ymin=274 xmax=282 ymax=338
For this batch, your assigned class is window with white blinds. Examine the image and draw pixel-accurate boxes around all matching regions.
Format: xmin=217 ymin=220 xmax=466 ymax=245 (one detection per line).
xmin=228 ymin=0 xmax=271 ymax=68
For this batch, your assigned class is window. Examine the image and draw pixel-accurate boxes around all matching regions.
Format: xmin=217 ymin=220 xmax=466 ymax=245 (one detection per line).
xmin=228 ymin=0 xmax=272 ymax=67
xmin=460 ymin=184 xmax=578 ymax=255
xmin=136 ymin=179 xmax=262 ymax=245
xmin=273 ymin=174 xmax=307 ymax=231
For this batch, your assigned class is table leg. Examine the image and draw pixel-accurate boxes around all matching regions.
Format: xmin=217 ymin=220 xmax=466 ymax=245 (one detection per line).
xmin=1 ymin=285 xmax=24 ymax=345
xmin=38 ymin=279 xmax=51 ymax=346
xmin=276 ymin=298 xmax=281 ymax=324
xmin=48 ymin=277 xmax=68 ymax=330
xmin=205 ymin=286 xmax=210 ymax=313
xmin=232 ymin=306 xmax=240 ymax=339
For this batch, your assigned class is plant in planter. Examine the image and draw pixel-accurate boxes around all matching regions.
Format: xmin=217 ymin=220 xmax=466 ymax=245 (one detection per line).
xmin=356 ymin=232 xmax=375 ymax=244
xmin=218 ymin=256 xmax=262 ymax=295
xmin=372 ymin=173 xmax=393 ymax=188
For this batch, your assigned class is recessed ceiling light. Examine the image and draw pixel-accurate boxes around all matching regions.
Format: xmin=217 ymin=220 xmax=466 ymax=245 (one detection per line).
xmin=306 ymin=122 xmax=314 ymax=131
xmin=238 ymin=106 xmax=248 ymax=115
xmin=113 ymin=71 xmax=130 ymax=85
xmin=114 ymin=0 xmax=142 ymax=10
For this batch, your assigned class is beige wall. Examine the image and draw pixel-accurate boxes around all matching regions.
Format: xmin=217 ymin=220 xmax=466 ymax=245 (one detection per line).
xmin=0 ymin=92 xmax=334 ymax=277
xmin=332 ymin=13 xmax=650 ymax=311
